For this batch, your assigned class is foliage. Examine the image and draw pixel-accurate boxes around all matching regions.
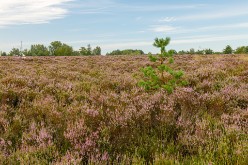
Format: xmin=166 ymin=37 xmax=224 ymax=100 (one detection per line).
xmin=0 ymin=54 xmax=248 ymax=164
xmin=3 ymin=42 xmax=101 ymax=57
xmin=178 ymin=50 xmax=186 ymax=55
xmin=28 ymin=44 xmax=50 ymax=56
xmin=49 ymin=41 xmax=74 ymax=56
xmin=179 ymin=48 xmax=214 ymax=55
xmin=223 ymin=45 xmax=233 ymax=54
xmin=92 ymin=46 xmax=101 ymax=55
xmin=235 ymin=46 xmax=248 ymax=54
xmin=106 ymin=49 xmax=144 ymax=55
xmin=204 ymin=48 xmax=214 ymax=54
xmin=189 ymin=48 xmax=195 ymax=55
xmin=196 ymin=49 xmax=205 ymax=55
xmin=79 ymin=46 xmax=89 ymax=56
xmin=80 ymin=45 xmax=101 ymax=56
xmin=0 ymin=52 xmax=7 ymax=56
xmin=8 ymin=48 xmax=21 ymax=56
xmin=139 ymin=37 xmax=187 ymax=93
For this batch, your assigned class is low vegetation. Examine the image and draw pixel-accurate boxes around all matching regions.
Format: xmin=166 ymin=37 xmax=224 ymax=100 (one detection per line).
xmin=0 ymin=52 xmax=247 ymax=164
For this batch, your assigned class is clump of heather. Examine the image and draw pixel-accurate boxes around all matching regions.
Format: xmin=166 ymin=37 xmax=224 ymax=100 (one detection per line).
xmin=0 ymin=55 xmax=247 ymax=164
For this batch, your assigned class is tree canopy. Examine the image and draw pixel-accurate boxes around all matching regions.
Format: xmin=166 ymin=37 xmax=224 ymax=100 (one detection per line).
xmin=223 ymin=45 xmax=233 ymax=54
xmin=106 ymin=49 xmax=144 ymax=56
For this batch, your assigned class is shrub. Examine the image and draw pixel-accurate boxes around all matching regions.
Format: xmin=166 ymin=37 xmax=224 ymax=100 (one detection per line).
xmin=139 ymin=37 xmax=187 ymax=93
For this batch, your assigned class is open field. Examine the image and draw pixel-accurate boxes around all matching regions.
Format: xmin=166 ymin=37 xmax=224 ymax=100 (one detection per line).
xmin=0 ymin=55 xmax=247 ymax=164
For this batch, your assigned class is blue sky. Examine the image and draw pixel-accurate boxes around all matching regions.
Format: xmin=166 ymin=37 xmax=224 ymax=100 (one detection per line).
xmin=1 ymin=0 xmax=248 ymax=54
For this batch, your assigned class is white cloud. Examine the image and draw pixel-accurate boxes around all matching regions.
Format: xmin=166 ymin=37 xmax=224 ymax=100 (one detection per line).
xmin=158 ymin=17 xmax=176 ymax=22
xmin=150 ymin=25 xmax=178 ymax=32
xmin=0 ymin=0 xmax=73 ymax=27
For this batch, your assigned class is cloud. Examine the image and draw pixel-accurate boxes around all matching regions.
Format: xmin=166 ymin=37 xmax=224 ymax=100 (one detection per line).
xmin=158 ymin=17 xmax=176 ymax=22
xmin=72 ymin=1 xmax=205 ymax=15
xmin=150 ymin=25 xmax=178 ymax=32
xmin=0 ymin=0 xmax=73 ymax=27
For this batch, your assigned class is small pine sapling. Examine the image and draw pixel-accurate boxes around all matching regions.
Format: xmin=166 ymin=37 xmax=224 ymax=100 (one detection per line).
xmin=139 ymin=37 xmax=187 ymax=93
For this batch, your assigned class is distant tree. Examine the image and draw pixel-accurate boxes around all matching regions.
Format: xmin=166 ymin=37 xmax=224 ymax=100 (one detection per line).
xmin=86 ymin=44 xmax=92 ymax=55
xmin=73 ymin=51 xmax=80 ymax=56
xmin=106 ymin=49 xmax=144 ymax=55
xmin=1 ymin=51 xmax=7 ymax=56
xmin=57 ymin=44 xmax=73 ymax=56
xmin=22 ymin=49 xmax=30 ymax=56
xmin=196 ymin=49 xmax=204 ymax=55
xmin=235 ymin=46 xmax=248 ymax=54
xmin=49 ymin=41 xmax=63 ymax=56
xmin=178 ymin=50 xmax=186 ymax=55
xmin=189 ymin=48 xmax=195 ymax=55
xmin=245 ymin=46 xmax=248 ymax=54
xmin=49 ymin=41 xmax=73 ymax=56
xmin=79 ymin=47 xmax=89 ymax=56
xmin=168 ymin=49 xmax=177 ymax=55
xmin=92 ymin=46 xmax=101 ymax=55
xmin=9 ymin=48 xmax=21 ymax=56
xmin=223 ymin=45 xmax=233 ymax=54
xmin=235 ymin=46 xmax=245 ymax=54
xmin=106 ymin=49 xmax=121 ymax=55
xmin=204 ymin=48 xmax=214 ymax=55
xmin=29 ymin=44 xmax=50 ymax=56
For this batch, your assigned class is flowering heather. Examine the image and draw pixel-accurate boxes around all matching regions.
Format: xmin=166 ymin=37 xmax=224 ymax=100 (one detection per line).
xmin=0 ymin=55 xmax=247 ymax=164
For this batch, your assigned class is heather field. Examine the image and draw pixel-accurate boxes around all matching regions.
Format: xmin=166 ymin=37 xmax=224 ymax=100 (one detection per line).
xmin=0 ymin=55 xmax=247 ymax=164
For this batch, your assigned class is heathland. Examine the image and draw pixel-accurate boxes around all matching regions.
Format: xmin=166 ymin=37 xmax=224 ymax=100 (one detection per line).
xmin=0 ymin=55 xmax=247 ymax=164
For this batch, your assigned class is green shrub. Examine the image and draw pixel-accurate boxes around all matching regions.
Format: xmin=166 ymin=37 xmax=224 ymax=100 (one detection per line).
xmin=139 ymin=37 xmax=187 ymax=93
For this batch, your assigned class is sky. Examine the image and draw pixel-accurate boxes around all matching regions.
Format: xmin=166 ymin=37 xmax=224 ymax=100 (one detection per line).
xmin=0 ymin=0 xmax=248 ymax=54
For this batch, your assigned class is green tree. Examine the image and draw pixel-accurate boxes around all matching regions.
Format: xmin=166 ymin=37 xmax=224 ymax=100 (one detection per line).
xmin=245 ymin=46 xmax=248 ymax=53
xmin=189 ymin=48 xmax=195 ymax=55
xmin=21 ymin=49 xmax=30 ymax=56
xmin=92 ymin=46 xmax=101 ymax=55
xmin=196 ymin=49 xmax=204 ymax=55
xmin=86 ymin=44 xmax=92 ymax=55
xmin=1 ymin=51 xmax=7 ymax=56
xmin=223 ymin=45 xmax=233 ymax=54
xmin=73 ymin=51 xmax=80 ymax=56
xmin=106 ymin=49 xmax=144 ymax=55
xmin=139 ymin=37 xmax=187 ymax=93
xmin=57 ymin=44 xmax=73 ymax=56
xmin=178 ymin=50 xmax=186 ymax=55
xmin=49 ymin=41 xmax=62 ymax=56
xmin=79 ymin=47 xmax=89 ymax=56
xmin=29 ymin=44 xmax=50 ymax=56
xmin=235 ymin=46 xmax=248 ymax=54
xmin=49 ymin=41 xmax=73 ymax=56
xmin=9 ymin=48 xmax=21 ymax=56
xmin=204 ymin=48 xmax=214 ymax=55
xmin=168 ymin=49 xmax=177 ymax=55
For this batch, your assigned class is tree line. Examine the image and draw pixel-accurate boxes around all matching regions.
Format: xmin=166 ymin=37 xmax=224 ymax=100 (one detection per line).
xmin=106 ymin=49 xmax=144 ymax=56
xmin=173 ymin=45 xmax=248 ymax=55
xmin=1 ymin=43 xmax=248 ymax=56
xmin=0 ymin=41 xmax=101 ymax=56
